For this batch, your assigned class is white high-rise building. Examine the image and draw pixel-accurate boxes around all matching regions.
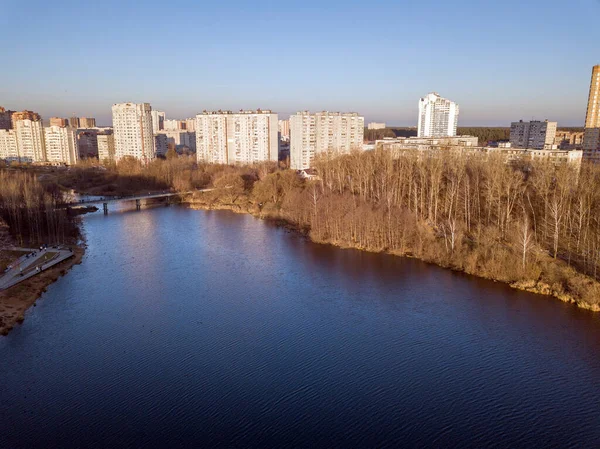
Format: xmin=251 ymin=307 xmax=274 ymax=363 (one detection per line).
xmin=195 ymin=110 xmax=278 ymax=164
xmin=0 ymin=129 xmax=19 ymax=161
xmin=510 ymin=120 xmax=557 ymax=149
xmin=44 ymin=126 xmax=78 ymax=165
xmin=97 ymin=133 xmax=115 ymax=162
xmin=418 ymin=93 xmax=459 ymax=138
xmin=151 ymin=110 xmax=165 ymax=134
xmin=111 ymin=103 xmax=155 ymax=163
xmin=289 ymin=111 xmax=364 ymax=170
xmin=13 ymin=112 xmax=46 ymax=162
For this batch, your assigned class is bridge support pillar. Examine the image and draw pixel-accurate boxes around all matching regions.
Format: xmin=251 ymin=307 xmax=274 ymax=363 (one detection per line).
xmin=103 ymin=203 xmax=108 ymax=214
xmin=136 ymin=199 xmax=141 ymax=210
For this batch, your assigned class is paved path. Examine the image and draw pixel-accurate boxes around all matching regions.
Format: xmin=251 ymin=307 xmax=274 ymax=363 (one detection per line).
xmin=0 ymin=247 xmax=74 ymax=291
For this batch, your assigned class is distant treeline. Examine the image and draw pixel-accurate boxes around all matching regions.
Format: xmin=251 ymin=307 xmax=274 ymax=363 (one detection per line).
xmin=365 ymin=127 xmax=585 ymax=145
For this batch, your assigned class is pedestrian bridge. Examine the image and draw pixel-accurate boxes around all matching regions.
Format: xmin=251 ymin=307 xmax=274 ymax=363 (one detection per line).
xmin=62 ymin=189 xmax=213 ymax=213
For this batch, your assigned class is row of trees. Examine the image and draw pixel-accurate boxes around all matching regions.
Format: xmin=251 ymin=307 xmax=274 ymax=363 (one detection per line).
xmin=0 ymin=171 xmax=74 ymax=245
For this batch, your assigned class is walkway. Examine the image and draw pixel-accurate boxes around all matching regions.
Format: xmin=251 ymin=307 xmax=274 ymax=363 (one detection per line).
xmin=0 ymin=247 xmax=74 ymax=291
xmin=64 ymin=189 xmax=213 ymax=208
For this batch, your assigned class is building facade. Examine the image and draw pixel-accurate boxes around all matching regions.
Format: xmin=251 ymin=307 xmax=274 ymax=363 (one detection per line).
xmin=367 ymin=122 xmax=386 ymax=130
xmin=583 ymin=65 xmax=600 ymax=161
xmin=111 ymin=103 xmax=155 ymax=163
xmin=79 ymin=117 xmax=96 ymax=128
xmin=154 ymin=133 xmax=168 ymax=157
xmin=195 ymin=110 xmax=279 ymax=164
xmin=278 ymin=119 xmax=290 ymax=140
xmin=0 ymin=130 xmax=19 ymax=161
xmin=289 ymin=111 xmax=364 ymax=170
xmin=13 ymin=111 xmax=46 ymax=162
xmin=50 ymin=117 xmax=69 ymax=127
xmin=151 ymin=110 xmax=165 ymax=134
xmin=77 ymin=130 xmax=99 ymax=158
xmin=97 ymin=133 xmax=115 ymax=162
xmin=44 ymin=126 xmax=78 ymax=165
xmin=510 ymin=120 xmax=557 ymax=149
xmin=418 ymin=93 xmax=459 ymax=138
xmin=0 ymin=107 xmax=12 ymax=130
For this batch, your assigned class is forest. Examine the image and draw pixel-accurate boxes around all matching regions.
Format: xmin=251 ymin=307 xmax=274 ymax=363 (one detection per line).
xmin=0 ymin=171 xmax=77 ymax=245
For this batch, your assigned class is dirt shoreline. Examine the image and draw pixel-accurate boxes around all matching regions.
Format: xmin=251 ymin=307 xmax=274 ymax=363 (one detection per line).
xmin=0 ymin=245 xmax=85 ymax=336
xmin=187 ymin=201 xmax=600 ymax=313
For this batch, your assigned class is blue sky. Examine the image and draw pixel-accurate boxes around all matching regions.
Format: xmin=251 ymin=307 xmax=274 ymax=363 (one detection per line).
xmin=0 ymin=0 xmax=598 ymax=126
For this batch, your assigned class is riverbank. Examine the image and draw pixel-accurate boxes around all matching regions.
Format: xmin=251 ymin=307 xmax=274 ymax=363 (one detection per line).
xmin=0 ymin=245 xmax=85 ymax=336
xmin=187 ymin=199 xmax=600 ymax=313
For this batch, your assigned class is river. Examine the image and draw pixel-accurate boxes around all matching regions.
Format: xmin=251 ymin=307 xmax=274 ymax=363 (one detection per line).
xmin=1 ymin=205 xmax=599 ymax=448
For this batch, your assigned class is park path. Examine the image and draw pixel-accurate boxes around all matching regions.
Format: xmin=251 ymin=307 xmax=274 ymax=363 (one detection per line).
xmin=0 ymin=247 xmax=74 ymax=291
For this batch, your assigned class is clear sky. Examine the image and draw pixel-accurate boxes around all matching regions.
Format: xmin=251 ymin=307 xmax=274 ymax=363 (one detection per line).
xmin=1 ymin=0 xmax=598 ymax=126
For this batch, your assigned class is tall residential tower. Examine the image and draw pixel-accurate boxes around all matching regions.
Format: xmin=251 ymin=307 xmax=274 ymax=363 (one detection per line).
xmin=418 ymin=93 xmax=459 ymax=138
xmin=289 ymin=111 xmax=364 ymax=170
xmin=583 ymin=65 xmax=600 ymax=162
xmin=195 ymin=110 xmax=278 ymax=164
xmin=111 ymin=103 xmax=155 ymax=163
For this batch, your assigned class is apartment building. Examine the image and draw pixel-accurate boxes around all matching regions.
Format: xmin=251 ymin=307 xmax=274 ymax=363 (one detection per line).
xmin=13 ymin=111 xmax=46 ymax=162
xmin=510 ymin=120 xmax=557 ymax=149
xmin=97 ymin=133 xmax=115 ymax=162
xmin=583 ymin=65 xmax=600 ymax=161
xmin=554 ymin=130 xmax=584 ymax=149
xmin=154 ymin=133 xmax=168 ymax=157
xmin=111 ymin=103 xmax=155 ymax=163
xmin=79 ymin=117 xmax=96 ymax=129
xmin=289 ymin=111 xmax=364 ymax=170
xmin=50 ymin=117 xmax=69 ymax=127
xmin=44 ymin=125 xmax=78 ymax=165
xmin=151 ymin=110 xmax=165 ymax=134
xmin=0 ymin=107 xmax=13 ymax=130
xmin=0 ymin=129 xmax=19 ymax=161
xmin=418 ymin=93 xmax=459 ymax=137
xmin=278 ymin=119 xmax=290 ymax=140
xmin=77 ymin=130 xmax=99 ymax=158
xmin=195 ymin=110 xmax=278 ymax=164
xmin=367 ymin=122 xmax=386 ymax=130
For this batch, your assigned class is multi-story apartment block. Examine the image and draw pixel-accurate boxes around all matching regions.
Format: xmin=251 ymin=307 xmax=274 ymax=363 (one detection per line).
xmin=278 ymin=119 xmax=290 ymax=140
xmin=79 ymin=117 xmax=96 ymax=128
xmin=151 ymin=110 xmax=165 ymax=134
xmin=367 ymin=122 xmax=386 ymax=130
xmin=195 ymin=110 xmax=278 ymax=164
xmin=185 ymin=118 xmax=196 ymax=133
xmin=97 ymin=133 xmax=115 ymax=162
xmin=77 ymin=130 xmax=99 ymax=158
xmin=583 ymin=65 xmax=600 ymax=162
xmin=289 ymin=111 xmax=364 ymax=170
xmin=164 ymin=119 xmax=186 ymax=131
xmin=111 ymin=103 xmax=155 ymax=163
xmin=154 ymin=133 xmax=168 ymax=157
xmin=418 ymin=93 xmax=459 ymax=138
xmin=510 ymin=120 xmax=557 ymax=149
xmin=44 ymin=126 xmax=78 ymax=165
xmin=69 ymin=116 xmax=79 ymax=128
xmin=13 ymin=111 xmax=46 ymax=162
xmin=50 ymin=117 xmax=69 ymax=127
xmin=0 ymin=107 xmax=14 ymax=130
xmin=0 ymin=129 xmax=19 ymax=161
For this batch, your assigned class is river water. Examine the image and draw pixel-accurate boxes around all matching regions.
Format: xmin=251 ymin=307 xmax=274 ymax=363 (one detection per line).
xmin=1 ymin=206 xmax=599 ymax=448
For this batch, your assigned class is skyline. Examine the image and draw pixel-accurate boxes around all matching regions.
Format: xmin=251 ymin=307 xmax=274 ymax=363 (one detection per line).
xmin=1 ymin=0 xmax=599 ymax=126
